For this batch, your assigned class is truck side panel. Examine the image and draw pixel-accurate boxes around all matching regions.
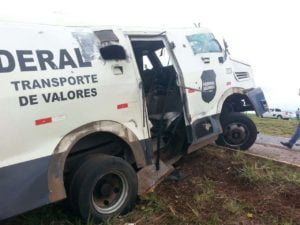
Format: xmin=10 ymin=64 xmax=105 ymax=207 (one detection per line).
xmin=0 ymin=23 xmax=148 ymax=219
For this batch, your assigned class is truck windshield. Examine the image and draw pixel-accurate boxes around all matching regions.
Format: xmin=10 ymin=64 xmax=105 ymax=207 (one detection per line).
xmin=186 ymin=33 xmax=222 ymax=54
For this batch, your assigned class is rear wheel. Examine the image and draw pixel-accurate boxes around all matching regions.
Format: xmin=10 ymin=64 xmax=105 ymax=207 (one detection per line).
xmin=216 ymin=112 xmax=257 ymax=150
xmin=69 ymin=154 xmax=138 ymax=223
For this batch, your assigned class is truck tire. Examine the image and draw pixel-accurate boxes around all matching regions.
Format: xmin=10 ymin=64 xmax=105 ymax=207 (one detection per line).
xmin=216 ymin=112 xmax=257 ymax=150
xmin=69 ymin=154 xmax=138 ymax=223
xmin=277 ymin=115 xmax=283 ymax=119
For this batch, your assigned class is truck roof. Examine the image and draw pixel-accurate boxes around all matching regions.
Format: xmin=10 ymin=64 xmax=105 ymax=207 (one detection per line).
xmin=0 ymin=20 xmax=211 ymax=35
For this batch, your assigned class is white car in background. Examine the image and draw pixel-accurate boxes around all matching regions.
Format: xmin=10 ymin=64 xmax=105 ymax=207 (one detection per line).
xmin=263 ymin=108 xmax=293 ymax=120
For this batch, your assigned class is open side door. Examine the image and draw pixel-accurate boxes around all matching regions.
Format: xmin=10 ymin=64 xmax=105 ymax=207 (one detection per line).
xmin=167 ymin=29 xmax=225 ymax=144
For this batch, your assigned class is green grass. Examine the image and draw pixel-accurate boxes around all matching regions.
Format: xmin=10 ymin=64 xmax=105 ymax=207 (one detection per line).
xmin=246 ymin=113 xmax=298 ymax=137
xmin=234 ymin=151 xmax=300 ymax=186
xmin=138 ymin=192 xmax=165 ymax=214
xmin=193 ymin=177 xmax=216 ymax=204
xmin=222 ymin=199 xmax=244 ymax=215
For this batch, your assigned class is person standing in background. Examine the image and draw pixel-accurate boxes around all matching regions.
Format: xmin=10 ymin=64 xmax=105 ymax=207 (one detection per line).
xmin=281 ymin=124 xmax=300 ymax=149
xmin=281 ymin=108 xmax=300 ymax=149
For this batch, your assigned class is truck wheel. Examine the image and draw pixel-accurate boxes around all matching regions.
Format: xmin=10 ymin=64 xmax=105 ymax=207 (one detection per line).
xmin=277 ymin=115 xmax=283 ymax=119
xmin=216 ymin=112 xmax=257 ymax=150
xmin=69 ymin=154 xmax=138 ymax=223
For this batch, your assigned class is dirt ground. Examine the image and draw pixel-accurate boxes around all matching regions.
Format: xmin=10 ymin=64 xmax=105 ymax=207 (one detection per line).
xmin=127 ymin=146 xmax=300 ymax=225
xmin=3 ymin=145 xmax=299 ymax=225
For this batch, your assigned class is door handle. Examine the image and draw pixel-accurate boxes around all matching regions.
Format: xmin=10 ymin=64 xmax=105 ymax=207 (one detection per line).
xmin=201 ymin=57 xmax=210 ymax=64
xmin=112 ymin=65 xmax=123 ymax=75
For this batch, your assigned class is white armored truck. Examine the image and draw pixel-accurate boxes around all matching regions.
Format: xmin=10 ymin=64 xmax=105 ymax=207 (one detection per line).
xmin=0 ymin=22 xmax=267 ymax=222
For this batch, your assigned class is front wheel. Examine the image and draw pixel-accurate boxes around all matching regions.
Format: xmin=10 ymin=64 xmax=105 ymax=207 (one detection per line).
xmin=216 ymin=112 xmax=257 ymax=150
xmin=69 ymin=154 xmax=138 ymax=223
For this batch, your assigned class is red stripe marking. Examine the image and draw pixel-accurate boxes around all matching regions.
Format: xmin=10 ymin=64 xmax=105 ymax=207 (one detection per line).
xmin=35 ymin=117 xmax=52 ymax=126
xmin=117 ymin=103 xmax=128 ymax=110
xmin=188 ymin=88 xmax=197 ymax=93
xmin=226 ymin=81 xmax=232 ymax=86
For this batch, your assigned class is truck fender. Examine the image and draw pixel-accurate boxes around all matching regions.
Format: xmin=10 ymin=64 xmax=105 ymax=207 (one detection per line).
xmin=245 ymin=88 xmax=268 ymax=117
xmin=217 ymin=87 xmax=267 ymax=117
xmin=217 ymin=87 xmax=245 ymax=113
xmin=47 ymin=120 xmax=148 ymax=202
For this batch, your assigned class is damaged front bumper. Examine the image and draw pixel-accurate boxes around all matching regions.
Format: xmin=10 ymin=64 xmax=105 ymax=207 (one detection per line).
xmin=245 ymin=88 xmax=268 ymax=117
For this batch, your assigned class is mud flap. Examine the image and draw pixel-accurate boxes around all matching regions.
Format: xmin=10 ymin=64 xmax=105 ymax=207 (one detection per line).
xmin=137 ymin=161 xmax=174 ymax=195
xmin=246 ymin=88 xmax=268 ymax=117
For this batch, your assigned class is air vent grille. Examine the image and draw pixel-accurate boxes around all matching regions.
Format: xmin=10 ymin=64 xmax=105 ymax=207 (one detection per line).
xmin=235 ymin=72 xmax=249 ymax=80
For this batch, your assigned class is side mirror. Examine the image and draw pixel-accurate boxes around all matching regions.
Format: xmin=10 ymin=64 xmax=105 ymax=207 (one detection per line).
xmin=223 ymin=39 xmax=229 ymax=50
xmin=223 ymin=39 xmax=230 ymax=61
xmin=100 ymin=45 xmax=127 ymax=60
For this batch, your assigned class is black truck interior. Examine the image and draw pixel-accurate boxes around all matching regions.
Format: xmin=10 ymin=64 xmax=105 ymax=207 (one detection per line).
xmin=131 ymin=40 xmax=184 ymax=136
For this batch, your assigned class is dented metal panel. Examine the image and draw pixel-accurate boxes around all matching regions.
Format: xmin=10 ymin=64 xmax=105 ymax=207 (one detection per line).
xmin=72 ymin=31 xmax=101 ymax=61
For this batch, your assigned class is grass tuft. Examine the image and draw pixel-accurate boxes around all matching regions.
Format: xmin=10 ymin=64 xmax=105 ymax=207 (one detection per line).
xmin=139 ymin=192 xmax=165 ymax=214
xmin=235 ymin=154 xmax=300 ymax=186
xmin=223 ymin=199 xmax=244 ymax=215
xmin=193 ymin=177 xmax=216 ymax=204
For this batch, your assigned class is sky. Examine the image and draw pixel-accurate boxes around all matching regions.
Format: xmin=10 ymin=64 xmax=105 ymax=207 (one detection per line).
xmin=1 ymin=0 xmax=300 ymax=111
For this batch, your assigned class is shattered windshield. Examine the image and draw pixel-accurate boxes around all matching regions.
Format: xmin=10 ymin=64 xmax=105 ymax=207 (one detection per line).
xmin=186 ymin=33 xmax=222 ymax=54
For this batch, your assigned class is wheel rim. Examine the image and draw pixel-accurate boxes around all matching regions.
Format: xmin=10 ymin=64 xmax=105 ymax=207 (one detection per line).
xmin=223 ymin=122 xmax=249 ymax=147
xmin=92 ymin=171 xmax=129 ymax=214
